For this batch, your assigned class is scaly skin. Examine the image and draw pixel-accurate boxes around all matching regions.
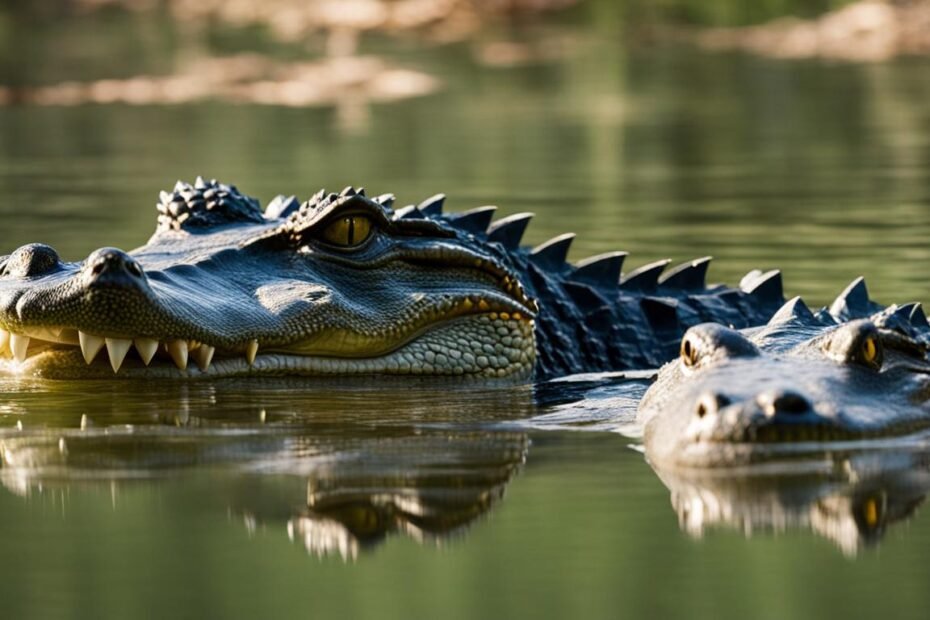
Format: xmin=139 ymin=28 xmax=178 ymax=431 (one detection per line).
xmin=0 ymin=177 xmax=784 ymax=380
xmin=638 ymin=278 xmax=930 ymax=468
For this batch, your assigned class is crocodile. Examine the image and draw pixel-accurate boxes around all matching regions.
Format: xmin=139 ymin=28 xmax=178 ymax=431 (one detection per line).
xmin=0 ymin=177 xmax=785 ymax=380
xmin=638 ymin=278 xmax=930 ymax=468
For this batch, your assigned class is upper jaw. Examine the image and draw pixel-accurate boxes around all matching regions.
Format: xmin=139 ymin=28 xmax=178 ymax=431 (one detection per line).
xmin=0 ymin=261 xmax=537 ymax=378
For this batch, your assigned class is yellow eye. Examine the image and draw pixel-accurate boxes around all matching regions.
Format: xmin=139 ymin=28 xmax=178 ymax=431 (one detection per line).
xmin=862 ymin=496 xmax=881 ymax=529
xmin=680 ymin=337 xmax=699 ymax=367
xmin=321 ymin=215 xmax=373 ymax=247
xmin=861 ymin=336 xmax=878 ymax=364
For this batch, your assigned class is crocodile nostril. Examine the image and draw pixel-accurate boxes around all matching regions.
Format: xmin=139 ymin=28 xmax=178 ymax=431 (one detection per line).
xmin=126 ymin=261 xmax=144 ymax=278
xmin=759 ymin=390 xmax=812 ymax=417
xmin=86 ymin=248 xmax=145 ymax=281
xmin=695 ymin=392 xmax=729 ymax=419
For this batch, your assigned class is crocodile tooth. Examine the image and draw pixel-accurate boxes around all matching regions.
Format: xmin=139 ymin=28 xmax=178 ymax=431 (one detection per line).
xmin=167 ymin=340 xmax=189 ymax=371
xmin=79 ymin=332 xmax=105 ymax=364
xmin=246 ymin=340 xmax=259 ymax=365
xmin=133 ymin=338 xmax=158 ymax=365
xmin=9 ymin=334 xmax=29 ymax=362
xmin=192 ymin=345 xmax=215 ymax=371
xmin=105 ymin=338 xmax=132 ymax=373
xmin=0 ymin=329 xmax=9 ymax=356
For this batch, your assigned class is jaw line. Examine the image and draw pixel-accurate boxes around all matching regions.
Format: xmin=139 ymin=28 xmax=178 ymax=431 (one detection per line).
xmin=0 ymin=314 xmax=537 ymax=381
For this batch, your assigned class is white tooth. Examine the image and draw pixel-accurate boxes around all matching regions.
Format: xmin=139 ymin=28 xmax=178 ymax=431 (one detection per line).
xmin=79 ymin=332 xmax=105 ymax=364
xmin=133 ymin=338 xmax=158 ymax=366
xmin=192 ymin=345 xmax=215 ymax=371
xmin=105 ymin=338 xmax=132 ymax=373
xmin=246 ymin=339 xmax=259 ymax=365
xmin=0 ymin=329 xmax=9 ymax=356
xmin=167 ymin=340 xmax=188 ymax=371
xmin=9 ymin=334 xmax=30 ymax=362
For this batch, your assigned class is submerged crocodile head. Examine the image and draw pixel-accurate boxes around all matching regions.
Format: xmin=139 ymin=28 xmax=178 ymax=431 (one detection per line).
xmin=639 ymin=282 xmax=930 ymax=468
xmin=0 ymin=179 xmax=538 ymax=379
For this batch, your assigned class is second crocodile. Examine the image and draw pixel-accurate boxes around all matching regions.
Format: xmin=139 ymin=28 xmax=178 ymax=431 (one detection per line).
xmin=638 ymin=278 xmax=930 ymax=468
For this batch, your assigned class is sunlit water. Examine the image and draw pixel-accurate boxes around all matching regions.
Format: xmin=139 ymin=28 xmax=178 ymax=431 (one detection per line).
xmin=3 ymin=8 xmax=930 ymax=619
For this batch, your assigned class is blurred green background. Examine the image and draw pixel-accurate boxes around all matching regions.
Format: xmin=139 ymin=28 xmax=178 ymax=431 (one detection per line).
xmin=2 ymin=1 xmax=930 ymax=618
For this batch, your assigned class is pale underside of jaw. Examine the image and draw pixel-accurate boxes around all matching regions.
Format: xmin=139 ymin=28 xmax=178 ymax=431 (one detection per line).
xmin=0 ymin=314 xmax=536 ymax=380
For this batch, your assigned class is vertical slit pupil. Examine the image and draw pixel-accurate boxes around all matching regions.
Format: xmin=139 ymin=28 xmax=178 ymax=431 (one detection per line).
xmin=347 ymin=217 xmax=355 ymax=245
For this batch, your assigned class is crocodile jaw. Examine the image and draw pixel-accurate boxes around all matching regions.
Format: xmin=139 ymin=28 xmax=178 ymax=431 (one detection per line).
xmin=0 ymin=314 xmax=536 ymax=380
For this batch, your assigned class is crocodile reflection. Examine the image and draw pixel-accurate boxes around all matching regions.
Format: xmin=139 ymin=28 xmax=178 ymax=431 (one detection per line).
xmin=0 ymin=379 xmax=530 ymax=559
xmin=650 ymin=450 xmax=930 ymax=555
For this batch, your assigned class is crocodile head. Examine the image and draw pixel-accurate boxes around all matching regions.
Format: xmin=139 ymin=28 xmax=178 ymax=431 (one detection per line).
xmin=0 ymin=178 xmax=537 ymax=379
xmin=638 ymin=295 xmax=930 ymax=468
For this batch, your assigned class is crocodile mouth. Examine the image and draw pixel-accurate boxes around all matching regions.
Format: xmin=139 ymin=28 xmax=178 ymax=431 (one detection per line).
xmin=0 ymin=300 xmax=536 ymax=379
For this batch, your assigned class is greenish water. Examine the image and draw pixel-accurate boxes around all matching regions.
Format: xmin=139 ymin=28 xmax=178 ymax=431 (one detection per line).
xmin=3 ymin=6 xmax=930 ymax=620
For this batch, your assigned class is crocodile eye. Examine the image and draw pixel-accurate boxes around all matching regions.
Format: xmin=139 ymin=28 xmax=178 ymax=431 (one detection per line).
xmin=858 ymin=335 xmax=882 ymax=370
xmin=862 ymin=336 xmax=878 ymax=364
xmin=680 ymin=336 xmax=700 ymax=367
xmin=823 ymin=320 xmax=883 ymax=370
xmin=320 ymin=215 xmax=373 ymax=248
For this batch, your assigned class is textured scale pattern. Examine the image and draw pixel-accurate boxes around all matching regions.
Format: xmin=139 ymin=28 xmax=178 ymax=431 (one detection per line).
xmin=156 ymin=177 xmax=264 ymax=232
xmin=376 ymin=188 xmax=788 ymax=379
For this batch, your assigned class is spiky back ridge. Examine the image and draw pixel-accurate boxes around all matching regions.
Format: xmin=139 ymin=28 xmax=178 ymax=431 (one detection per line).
xmin=157 ymin=180 xmax=790 ymax=379
xmin=754 ymin=277 xmax=930 ymax=351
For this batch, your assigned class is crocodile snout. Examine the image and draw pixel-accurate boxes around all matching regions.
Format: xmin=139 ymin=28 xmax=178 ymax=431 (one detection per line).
xmin=695 ymin=388 xmax=814 ymax=421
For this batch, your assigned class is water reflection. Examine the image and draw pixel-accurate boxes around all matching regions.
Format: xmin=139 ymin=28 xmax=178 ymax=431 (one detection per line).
xmin=285 ymin=431 xmax=527 ymax=559
xmin=0 ymin=378 xmax=532 ymax=559
xmin=650 ymin=450 xmax=930 ymax=555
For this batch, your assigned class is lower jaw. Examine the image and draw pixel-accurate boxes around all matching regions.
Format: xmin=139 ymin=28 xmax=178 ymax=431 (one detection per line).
xmin=1 ymin=350 xmax=534 ymax=381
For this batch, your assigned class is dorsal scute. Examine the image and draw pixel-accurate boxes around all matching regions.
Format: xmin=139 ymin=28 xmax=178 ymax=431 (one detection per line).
xmin=530 ymin=233 xmax=575 ymax=271
xmin=448 ymin=206 xmax=498 ymax=235
xmin=569 ymin=251 xmax=627 ymax=291
xmin=487 ymin=213 xmax=534 ymax=250
xmin=264 ymin=195 xmax=301 ymax=219
xmin=418 ymin=194 xmax=446 ymax=216
xmin=767 ymin=296 xmax=815 ymax=325
xmin=156 ymin=178 xmax=265 ymax=233
xmin=393 ymin=205 xmax=425 ymax=220
xmin=373 ymin=193 xmax=395 ymax=209
xmin=740 ymin=269 xmax=784 ymax=308
xmin=909 ymin=303 xmax=930 ymax=329
xmin=829 ymin=277 xmax=881 ymax=321
xmin=659 ymin=256 xmax=712 ymax=291
xmin=620 ymin=259 xmax=671 ymax=293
